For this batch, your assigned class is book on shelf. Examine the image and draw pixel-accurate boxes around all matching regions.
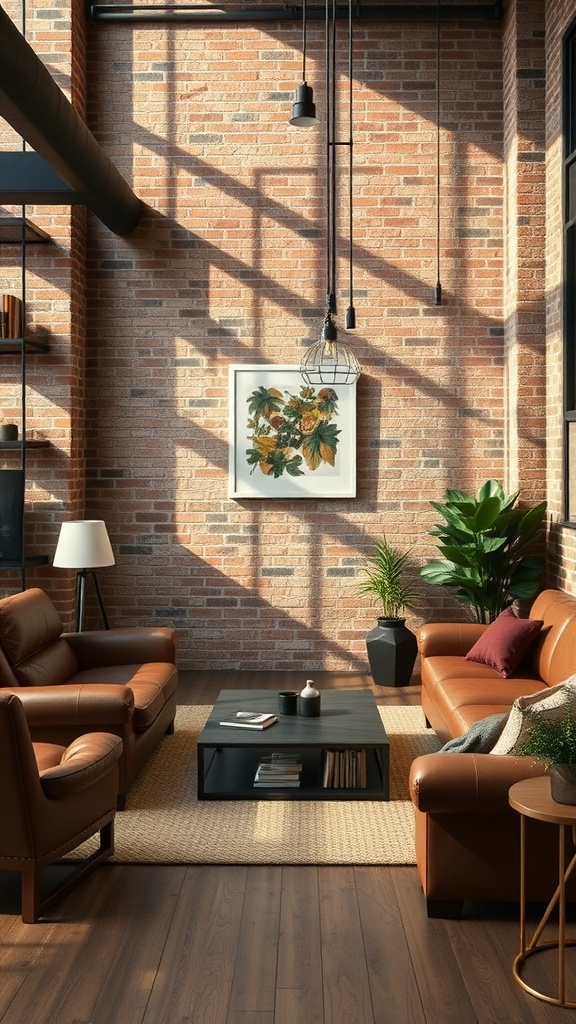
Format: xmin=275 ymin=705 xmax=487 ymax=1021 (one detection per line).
xmin=255 ymin=769 xmax=301 ymax=781
xmin=218 ymin=711 xmax=278 ymax=730
xmin=322 ymin=748 xmax=367 ymax=789
xmin=1 ymin=294 xmax=23 ymax=339
xmin=253 ymin=752 xmax=302 ymax=787
xmin=254 ymin=779 xmax=300 ymax=787
xmin=258 ymin=754 xmax=302 ymax=769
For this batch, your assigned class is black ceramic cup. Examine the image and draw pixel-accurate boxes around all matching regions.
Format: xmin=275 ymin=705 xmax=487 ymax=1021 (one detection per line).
xmin=278 ymin=690 xmax=299 ymax=715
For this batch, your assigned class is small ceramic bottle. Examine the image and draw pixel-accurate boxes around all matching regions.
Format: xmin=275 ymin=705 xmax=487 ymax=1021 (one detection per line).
xmin=299 ymin=679 xmax=321 ymax=717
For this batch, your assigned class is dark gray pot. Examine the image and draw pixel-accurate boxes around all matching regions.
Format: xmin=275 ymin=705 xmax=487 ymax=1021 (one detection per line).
xmin=548 ymin=764 xmax=576 ymax=805
xmin=365 ymin=617 xmax=417 ymax=687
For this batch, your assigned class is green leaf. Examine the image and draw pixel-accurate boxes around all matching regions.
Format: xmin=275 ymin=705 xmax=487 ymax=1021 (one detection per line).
xmin=245 ymin=448 xmax=261 ymax=467
xmin=285 ymin=456 xmax=305 ymax=477
xmin=247 ymin=386 xmax=284 ymax=421
xmin=302 ymin=421 xmax=340 ymax=471
xmin=471 ymin=496 xmax=502 ymax=531
xmin=477 ymin=479 xmax=507 ymax=502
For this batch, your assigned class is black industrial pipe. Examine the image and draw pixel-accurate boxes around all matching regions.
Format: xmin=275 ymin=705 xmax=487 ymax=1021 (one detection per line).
xmin=89 ymin=3 xmax=503 ymax=24
xmin=0 ymin=5 xmax=142 ymax=234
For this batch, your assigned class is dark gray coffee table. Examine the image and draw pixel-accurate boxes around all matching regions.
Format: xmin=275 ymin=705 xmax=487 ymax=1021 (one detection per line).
xmin=197 ymin=688 xmax=389 ymax=800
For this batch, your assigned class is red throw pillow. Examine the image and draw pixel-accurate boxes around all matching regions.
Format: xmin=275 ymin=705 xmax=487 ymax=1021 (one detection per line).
xmin=465 ymin=607 xmax=543 ymax=678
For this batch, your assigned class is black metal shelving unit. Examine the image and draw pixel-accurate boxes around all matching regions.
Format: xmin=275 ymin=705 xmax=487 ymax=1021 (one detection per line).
xmin=0 ymin=211 xmax=51 ymax=589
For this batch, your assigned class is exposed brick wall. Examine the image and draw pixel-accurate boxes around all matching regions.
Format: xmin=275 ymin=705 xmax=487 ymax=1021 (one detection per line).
xmin=3 ymin=1 xmax=573 ymax=671
xmin=502 ymin=0 xmax=546 ymax=506
xmin=82 ymin=4 xmax=506 ymax=666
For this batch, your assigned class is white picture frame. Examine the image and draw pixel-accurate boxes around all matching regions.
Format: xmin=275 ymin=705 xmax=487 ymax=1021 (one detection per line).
xmin=228 ymin=364 xmax=357 ymax=499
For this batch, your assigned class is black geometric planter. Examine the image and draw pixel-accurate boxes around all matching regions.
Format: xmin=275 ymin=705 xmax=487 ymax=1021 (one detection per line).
xmin=365 ymin=617 xmax=418 ymax=687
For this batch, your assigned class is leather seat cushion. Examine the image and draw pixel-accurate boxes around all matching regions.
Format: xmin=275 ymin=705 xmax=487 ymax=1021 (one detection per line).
xmin=430 ymin=675 xmax=546 ymax=738
xmin=33 ymin=741 xmax=68 ymax=771
xmin=69 ymin=663 xmax=178 ymax=731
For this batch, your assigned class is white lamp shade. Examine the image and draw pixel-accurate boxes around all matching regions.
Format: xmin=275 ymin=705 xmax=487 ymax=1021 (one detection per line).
xmin=53 ymin=520 xmax=115 ymax=569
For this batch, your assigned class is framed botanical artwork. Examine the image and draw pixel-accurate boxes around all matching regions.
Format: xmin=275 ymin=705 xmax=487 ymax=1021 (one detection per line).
xmin=228 ymin=364 xmax=356 ymax=499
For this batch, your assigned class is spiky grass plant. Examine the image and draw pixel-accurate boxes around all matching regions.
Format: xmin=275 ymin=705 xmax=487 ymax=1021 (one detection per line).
xmin=356 ymin=537 xmax=420 ymax=620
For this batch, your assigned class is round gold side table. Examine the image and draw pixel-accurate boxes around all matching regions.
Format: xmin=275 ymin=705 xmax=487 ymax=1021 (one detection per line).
xmin=509 ymin=776 xmax=576 ymax=1008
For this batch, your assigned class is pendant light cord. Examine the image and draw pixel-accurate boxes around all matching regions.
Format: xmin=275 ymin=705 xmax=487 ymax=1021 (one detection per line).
xmin=346 ymin=0 xmax=355 ymax=328
xmin=435 ymin=0 xmax=442 ymax=305
xmin=302 ymin=0 xmax=307 ymax=81
xmin=331 ymin=0 xmax=337 ymax=310
xmin=325 ymin=0 xmax=332 ymax=311
xmin=327 ymin=0 xmax=337 ymax=313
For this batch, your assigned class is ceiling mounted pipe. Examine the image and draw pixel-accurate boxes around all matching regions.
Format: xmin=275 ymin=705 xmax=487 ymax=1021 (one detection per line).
xmin=0 ymin=7 xmax=142 ymax=235
xmin=89 ymin=3 xmax=503 ymax=23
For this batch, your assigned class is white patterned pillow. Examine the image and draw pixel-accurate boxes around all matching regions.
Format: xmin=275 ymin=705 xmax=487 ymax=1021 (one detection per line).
xmin=490 ymin=677 xmax=576 ymax=756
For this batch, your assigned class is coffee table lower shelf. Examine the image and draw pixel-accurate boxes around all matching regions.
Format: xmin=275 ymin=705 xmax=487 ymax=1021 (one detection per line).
xmin=198 ymin=745 xmax=388 ymax=801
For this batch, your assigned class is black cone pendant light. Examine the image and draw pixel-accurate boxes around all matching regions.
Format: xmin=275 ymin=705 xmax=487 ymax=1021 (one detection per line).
xmin=290 ymin=83 xmax=319 ymax=127
xmin=291 ymin=0 xmax=360 ymax=386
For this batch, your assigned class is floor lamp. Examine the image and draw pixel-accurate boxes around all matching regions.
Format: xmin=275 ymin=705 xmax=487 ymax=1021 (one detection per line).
xmin=53 ymin=520 xmax=115 ymax=631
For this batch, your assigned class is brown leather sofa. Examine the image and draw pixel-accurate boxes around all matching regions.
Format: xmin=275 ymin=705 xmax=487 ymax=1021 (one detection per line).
xmin=0 ymin=691 xmax=122 ymax=923
xmin=409 ymin=589 xmax=576 ymax=916
xmin=0 ymin=588 xmax=178 ymax=808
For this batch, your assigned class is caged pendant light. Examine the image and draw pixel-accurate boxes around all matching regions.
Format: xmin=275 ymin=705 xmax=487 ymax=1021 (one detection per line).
xmin=293 ymin=0 xmax=360 ymax=386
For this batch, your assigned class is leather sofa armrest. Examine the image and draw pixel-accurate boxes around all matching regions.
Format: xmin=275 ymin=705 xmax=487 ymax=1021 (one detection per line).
xmin=40 ymin=732 xmax=123 ymax=799
xmin=63 ymin=627 xmax=177 ymax=668
xmin=409 ymin=752 xmax=547 ymax=815
xmin=416 ymin=622 xmax=487 ymax=658
xmin=0 ymin=684 xmax=134 ymax=727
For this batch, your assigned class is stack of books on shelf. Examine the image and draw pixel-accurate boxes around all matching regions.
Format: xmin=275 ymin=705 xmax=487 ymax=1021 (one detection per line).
xmin=253 ymin=753 xmax=302 ymax=788
xmin=322 ymin=749 xmax=367 ymax=789
xmin=1 ymin=295 xmax=23 ymax=339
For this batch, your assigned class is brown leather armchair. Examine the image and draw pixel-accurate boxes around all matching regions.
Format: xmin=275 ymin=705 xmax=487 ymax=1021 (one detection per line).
xmin=0 ymin=588 xmax=178 ymax=807
xmin=0 ymin=692 xmax=122 ymax=923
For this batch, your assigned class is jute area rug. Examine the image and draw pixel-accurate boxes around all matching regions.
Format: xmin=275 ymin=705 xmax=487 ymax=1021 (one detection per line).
xmin=96 ymin=704 xmax=440 ymax=867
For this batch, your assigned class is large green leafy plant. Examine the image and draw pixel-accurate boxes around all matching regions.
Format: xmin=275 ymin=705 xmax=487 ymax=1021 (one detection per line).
xmin=356 ymin=536 xmax=420 ymax=620
xmin=419 ymin=480 xmax=547 ymax=623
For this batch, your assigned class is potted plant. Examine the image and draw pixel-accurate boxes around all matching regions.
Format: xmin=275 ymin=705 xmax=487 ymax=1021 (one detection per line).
xmin=356 ymin=537 xmax=420 ymax=687
xmin=513 ymin=690 xmax=576 ymax=804
xmin=419 ymin=479 xmax=547 ymax=623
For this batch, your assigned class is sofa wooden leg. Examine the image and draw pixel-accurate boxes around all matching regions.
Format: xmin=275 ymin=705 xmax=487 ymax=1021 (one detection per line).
xmin=165 ymin=719 xmax=175 ymax=736
xmin=426 ymin=899 xmax=464 ymax=919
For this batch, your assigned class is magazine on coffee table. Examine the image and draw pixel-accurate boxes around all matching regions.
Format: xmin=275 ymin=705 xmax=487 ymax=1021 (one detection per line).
xmin=219 ymin=711 xmax=278 ymax=730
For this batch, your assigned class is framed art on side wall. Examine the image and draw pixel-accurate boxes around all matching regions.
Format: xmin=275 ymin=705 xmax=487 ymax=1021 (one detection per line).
xmin=228 ymin=364 xmax=357 ymax=499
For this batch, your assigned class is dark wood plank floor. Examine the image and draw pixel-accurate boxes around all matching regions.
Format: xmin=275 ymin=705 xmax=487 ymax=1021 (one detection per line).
xmin=0 ymin=670 xmax=574 ymax=1024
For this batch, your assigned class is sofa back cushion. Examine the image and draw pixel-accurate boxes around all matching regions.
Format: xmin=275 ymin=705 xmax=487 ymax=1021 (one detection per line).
xmin=0 ymin=588 xmax=79 ymax=686
xmin=528 ymin=589 xmax=576 ymax=686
